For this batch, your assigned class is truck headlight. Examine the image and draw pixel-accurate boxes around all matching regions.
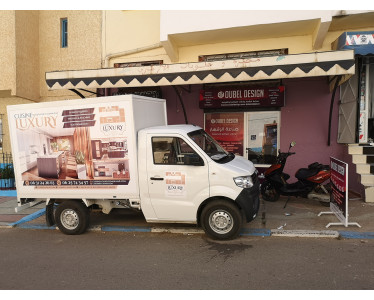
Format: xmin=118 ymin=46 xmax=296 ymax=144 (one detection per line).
xmin=233 ymin=175 xmax=253 ymax=188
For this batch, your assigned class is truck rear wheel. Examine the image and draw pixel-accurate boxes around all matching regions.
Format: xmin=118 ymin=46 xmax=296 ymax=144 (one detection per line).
xmin=55 ymin=201 xmax=90 ymax=235
xmin=201 ymin=200 xmax=242 ymax=240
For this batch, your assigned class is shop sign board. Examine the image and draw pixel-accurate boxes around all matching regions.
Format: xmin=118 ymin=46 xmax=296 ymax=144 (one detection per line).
xmin=330 ymin=157 xmax=348 ymax=224
xmin=318 ymin=157 xmax=361 ymax=228
xmin=199 ymin=86 xmax=285 ymax=109
xmin=204 ymin=112 xmax=244 ymax=156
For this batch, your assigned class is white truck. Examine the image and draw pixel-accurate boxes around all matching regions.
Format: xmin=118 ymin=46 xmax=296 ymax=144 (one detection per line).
xmin=7 ymin=95 xmax=259 ymax=239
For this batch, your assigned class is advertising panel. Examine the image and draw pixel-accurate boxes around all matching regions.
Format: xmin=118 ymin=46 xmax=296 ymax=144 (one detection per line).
xmin=319 ymin=157 xmax=361 ymax=228
xmin=8 ymin=100 xmax=136 ymax=194
xmin=204 ymin=112 xmax=244 ymax=156
xmin=199 ymin=86 xmax=285 ymax=109
xmin=330 ymin=157 xmax=348 ymax=224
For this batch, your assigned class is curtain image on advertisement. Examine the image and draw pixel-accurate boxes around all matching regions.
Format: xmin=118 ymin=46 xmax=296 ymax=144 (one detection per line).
xmin=73 ymin=127 xmax=93 ymax=178
xmin=246 ymin=112 xmax=279 ymax=165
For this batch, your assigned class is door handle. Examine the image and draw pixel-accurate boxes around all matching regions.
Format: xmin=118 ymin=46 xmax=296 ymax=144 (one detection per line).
xmin=150 ymin=177 xmax=164 ymax=181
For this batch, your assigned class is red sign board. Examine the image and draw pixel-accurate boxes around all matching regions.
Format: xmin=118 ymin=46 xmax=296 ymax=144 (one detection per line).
xmin=330 ymin=157 xmax=348 ymax=220
xmin=204 ymin=112 xmax=244 ymax=156
xmin=200 ymin=86 xmax=285 ymax=109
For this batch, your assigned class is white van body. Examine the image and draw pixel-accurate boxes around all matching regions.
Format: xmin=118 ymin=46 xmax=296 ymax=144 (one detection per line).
xmin=7 ymin=95 xmax=259 ymax=239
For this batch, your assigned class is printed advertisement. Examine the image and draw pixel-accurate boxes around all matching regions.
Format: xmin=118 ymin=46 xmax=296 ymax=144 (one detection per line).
xmin=330 ymin=157 xmax=348 ymax=223
xmin=199 ymin=86 xmax=285 ymax=109
xmin=9 ymin=102 xmax=133 ymax=189
xmin=165 ymin=171 xmax=186 ymax=197
xmin=204 ymin=112 xmax=244 ymax=156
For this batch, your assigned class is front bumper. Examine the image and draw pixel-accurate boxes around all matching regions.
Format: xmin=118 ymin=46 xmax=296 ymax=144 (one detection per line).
xmin=235 ymin=173 xmax=260 ymax=222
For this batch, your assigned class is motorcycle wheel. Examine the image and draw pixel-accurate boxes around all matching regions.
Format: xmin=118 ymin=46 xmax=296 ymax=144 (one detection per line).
xmin=261 ymin=180 xmax=280 ymax=202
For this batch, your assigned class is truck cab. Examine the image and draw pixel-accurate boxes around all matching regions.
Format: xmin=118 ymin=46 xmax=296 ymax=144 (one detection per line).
xmin=138 ymin=124 xmax=260 ymax=239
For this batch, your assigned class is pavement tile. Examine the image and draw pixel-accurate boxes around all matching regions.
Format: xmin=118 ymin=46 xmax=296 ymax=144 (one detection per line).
xmin=0 ymin=214 xmax=25 ymax=222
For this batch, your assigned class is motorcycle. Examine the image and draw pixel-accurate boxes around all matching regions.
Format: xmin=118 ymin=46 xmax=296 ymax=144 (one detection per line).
xmin=261 ymin=142 xmax=331 ymax=207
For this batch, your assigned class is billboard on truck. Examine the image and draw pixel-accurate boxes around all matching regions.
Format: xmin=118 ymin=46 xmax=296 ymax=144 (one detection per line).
xmin=7 ymin=95 xmax=166 ymax=199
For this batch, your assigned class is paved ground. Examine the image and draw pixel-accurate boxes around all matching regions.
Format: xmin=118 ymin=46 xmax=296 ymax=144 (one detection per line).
xmin=1 ymin=194 xmax=374 ymax=239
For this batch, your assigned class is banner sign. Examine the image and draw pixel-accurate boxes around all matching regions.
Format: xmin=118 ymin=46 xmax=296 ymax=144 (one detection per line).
xmin=319 ymin=157 xmax=361 ymax=228
xmin=199 ymin=86 xmax=285 ymax=109
xmin=330 ymin=157 xmax=348 ymax=224
xmin=204 ymin=112 xmax=244 ymax=156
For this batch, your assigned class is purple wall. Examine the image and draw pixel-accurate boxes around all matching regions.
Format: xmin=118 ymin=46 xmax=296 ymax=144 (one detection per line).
xmin=161 ymin=85 xmax=204 ymax=127
xmin=280 ymin=77 xmax=363 ymax=195
xmin=160 ymin=78 xmax=364 ymax=195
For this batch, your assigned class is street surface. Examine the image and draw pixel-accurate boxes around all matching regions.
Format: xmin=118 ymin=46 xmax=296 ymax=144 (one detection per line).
xmin=0 ymin=228 xmax=373 ymax=290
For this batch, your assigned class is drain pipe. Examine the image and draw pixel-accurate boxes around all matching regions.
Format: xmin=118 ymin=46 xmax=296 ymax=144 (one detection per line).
xmin=103 ymin=42 xmax=163 ymax=68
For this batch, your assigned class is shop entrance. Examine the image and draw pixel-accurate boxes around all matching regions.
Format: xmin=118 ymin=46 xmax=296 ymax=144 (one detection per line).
xmin=204 ymin=111 xmax=280 ymax=168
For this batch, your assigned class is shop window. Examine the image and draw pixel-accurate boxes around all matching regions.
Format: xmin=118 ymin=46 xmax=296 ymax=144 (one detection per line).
xmin=246 ymin=111 xmax=280 ymax=165
xmin=61 ymin=18 xmax=68 ymax=48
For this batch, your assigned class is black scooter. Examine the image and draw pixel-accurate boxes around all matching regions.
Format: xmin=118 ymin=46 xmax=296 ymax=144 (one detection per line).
xmin=261 ymin=142 xmax=330 ymax=207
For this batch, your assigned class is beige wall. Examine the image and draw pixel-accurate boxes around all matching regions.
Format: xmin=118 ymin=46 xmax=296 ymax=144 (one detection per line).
xmin=39 ymin=10 xmax=102 ymax=100
xmin=15 ymin=10 xmax=40 ymax=101
xmin=0 ymin=11 xmax=16 ymax=95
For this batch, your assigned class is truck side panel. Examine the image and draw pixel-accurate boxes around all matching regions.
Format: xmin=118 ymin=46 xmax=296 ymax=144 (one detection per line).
xmin=7 ymin=95 xmax=166 ymax=203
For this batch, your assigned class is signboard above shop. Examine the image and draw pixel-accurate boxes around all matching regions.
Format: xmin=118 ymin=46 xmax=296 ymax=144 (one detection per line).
xmin=199 ymin=86 xmax=285 ymax=109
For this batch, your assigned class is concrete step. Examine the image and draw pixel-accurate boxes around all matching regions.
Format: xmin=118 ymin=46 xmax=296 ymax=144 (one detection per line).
xmin=352 ymin=154 xmax=374 ymax=164
xmin=349 ymin=145 xmax=374 ymax=155
xmin=356 ymin=164 xmax=374 ymax=175
xmin=361 ymin=174 xmax=374 ymax=185
xmin=364 ymin=186 xmax=374 ymax=202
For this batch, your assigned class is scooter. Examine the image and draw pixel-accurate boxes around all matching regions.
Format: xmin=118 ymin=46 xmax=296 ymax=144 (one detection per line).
xmin=261 ymin=142 xmax=331 ymax=207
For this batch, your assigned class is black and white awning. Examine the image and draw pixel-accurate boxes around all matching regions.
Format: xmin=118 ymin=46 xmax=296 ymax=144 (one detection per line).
xmin=46 ymin=50 xmax=355 ymax=90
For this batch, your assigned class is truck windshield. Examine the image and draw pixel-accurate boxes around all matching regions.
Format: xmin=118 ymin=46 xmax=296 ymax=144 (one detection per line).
xmin=188 ymin=129 xmax=234 ymax=163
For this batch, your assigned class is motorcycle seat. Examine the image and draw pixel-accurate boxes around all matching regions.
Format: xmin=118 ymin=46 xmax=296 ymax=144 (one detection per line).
xmin=295 ymin=168 xmax=319 ymax=180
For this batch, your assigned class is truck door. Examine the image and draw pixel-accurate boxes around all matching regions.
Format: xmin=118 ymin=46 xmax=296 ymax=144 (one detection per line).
xmin=146 ymin=134 xmax=209 ymax=221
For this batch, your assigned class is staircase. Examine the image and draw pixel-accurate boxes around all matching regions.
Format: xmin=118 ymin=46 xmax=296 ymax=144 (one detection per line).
xmin=349 ymin=144 xmax=374 ymax=202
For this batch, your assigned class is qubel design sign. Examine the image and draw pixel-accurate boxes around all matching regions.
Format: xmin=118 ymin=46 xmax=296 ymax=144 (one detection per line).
xmin=199 ymin=86 xmax=285 ymax=109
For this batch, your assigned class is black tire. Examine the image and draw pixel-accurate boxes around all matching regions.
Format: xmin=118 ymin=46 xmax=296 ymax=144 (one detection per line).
xmin=55 ymin=201 xmax=90 ymax=235
xmin=200 ymin=200 xmax=242 ymax=240
xmin=261 ymin=180 xmax=280 ymax=202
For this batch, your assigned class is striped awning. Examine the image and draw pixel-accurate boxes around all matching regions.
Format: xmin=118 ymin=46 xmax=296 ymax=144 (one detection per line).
xmin=46 ymin=50 xmax=355 ymax=90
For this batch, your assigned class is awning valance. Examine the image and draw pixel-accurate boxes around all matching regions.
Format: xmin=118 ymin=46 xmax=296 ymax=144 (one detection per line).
xmin=333 ymin=31 xmax=374 ymax=55
xmin=46 ymin=50 xmax=355 ymax=90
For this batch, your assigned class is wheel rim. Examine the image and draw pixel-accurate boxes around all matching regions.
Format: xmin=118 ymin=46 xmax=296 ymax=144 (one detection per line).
xmin=208 ymin=209 xmax=233 ymax=234
xmin=60 ymin=209 xmax=79 ymax=230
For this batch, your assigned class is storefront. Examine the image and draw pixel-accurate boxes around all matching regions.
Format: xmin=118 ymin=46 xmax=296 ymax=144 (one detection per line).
xmin=46 ymin=49 xmax=360 ymax=190
xmin=333 ymin=31 xmax=374 ymax=144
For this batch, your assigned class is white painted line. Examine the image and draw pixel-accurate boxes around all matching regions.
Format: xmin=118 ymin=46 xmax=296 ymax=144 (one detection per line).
xmin=271 ymin=229 xmax=339 ymax=238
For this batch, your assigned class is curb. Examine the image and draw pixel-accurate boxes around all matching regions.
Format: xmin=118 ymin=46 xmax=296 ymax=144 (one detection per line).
xmin=2 ymin=208 xmax=374 ymax=239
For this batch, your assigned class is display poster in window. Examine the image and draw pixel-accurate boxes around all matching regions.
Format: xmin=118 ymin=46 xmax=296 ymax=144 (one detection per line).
xmin=204 ymin=113 xmax=244 ymax=156
xmin=200 ymin=86 xmax=285 ymax=109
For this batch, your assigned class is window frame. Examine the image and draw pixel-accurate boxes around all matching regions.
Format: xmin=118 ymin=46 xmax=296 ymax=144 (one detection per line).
xmin=151 ymin=136 xmax=204 ymax=166
xmin=61 ymin=18 xmax=68 ymax=48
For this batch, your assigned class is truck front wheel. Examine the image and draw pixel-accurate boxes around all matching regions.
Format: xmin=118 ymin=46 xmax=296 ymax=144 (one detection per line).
xmin=55 ymin=201 xmax=90 ymax=235
xmin=201 ymin=200 xmax=242 ymax=240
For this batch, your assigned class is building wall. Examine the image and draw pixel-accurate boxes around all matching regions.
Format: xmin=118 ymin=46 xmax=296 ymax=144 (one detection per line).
xmin=104 ymin=10 xmax=168 ymax=66
xmin=39 ymin=10 xmax=102 ymax=100
xmin=15 ymin=10 xmax=40 ymax=101
xmin=0 ymin=11 xmax=16 ymax=95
